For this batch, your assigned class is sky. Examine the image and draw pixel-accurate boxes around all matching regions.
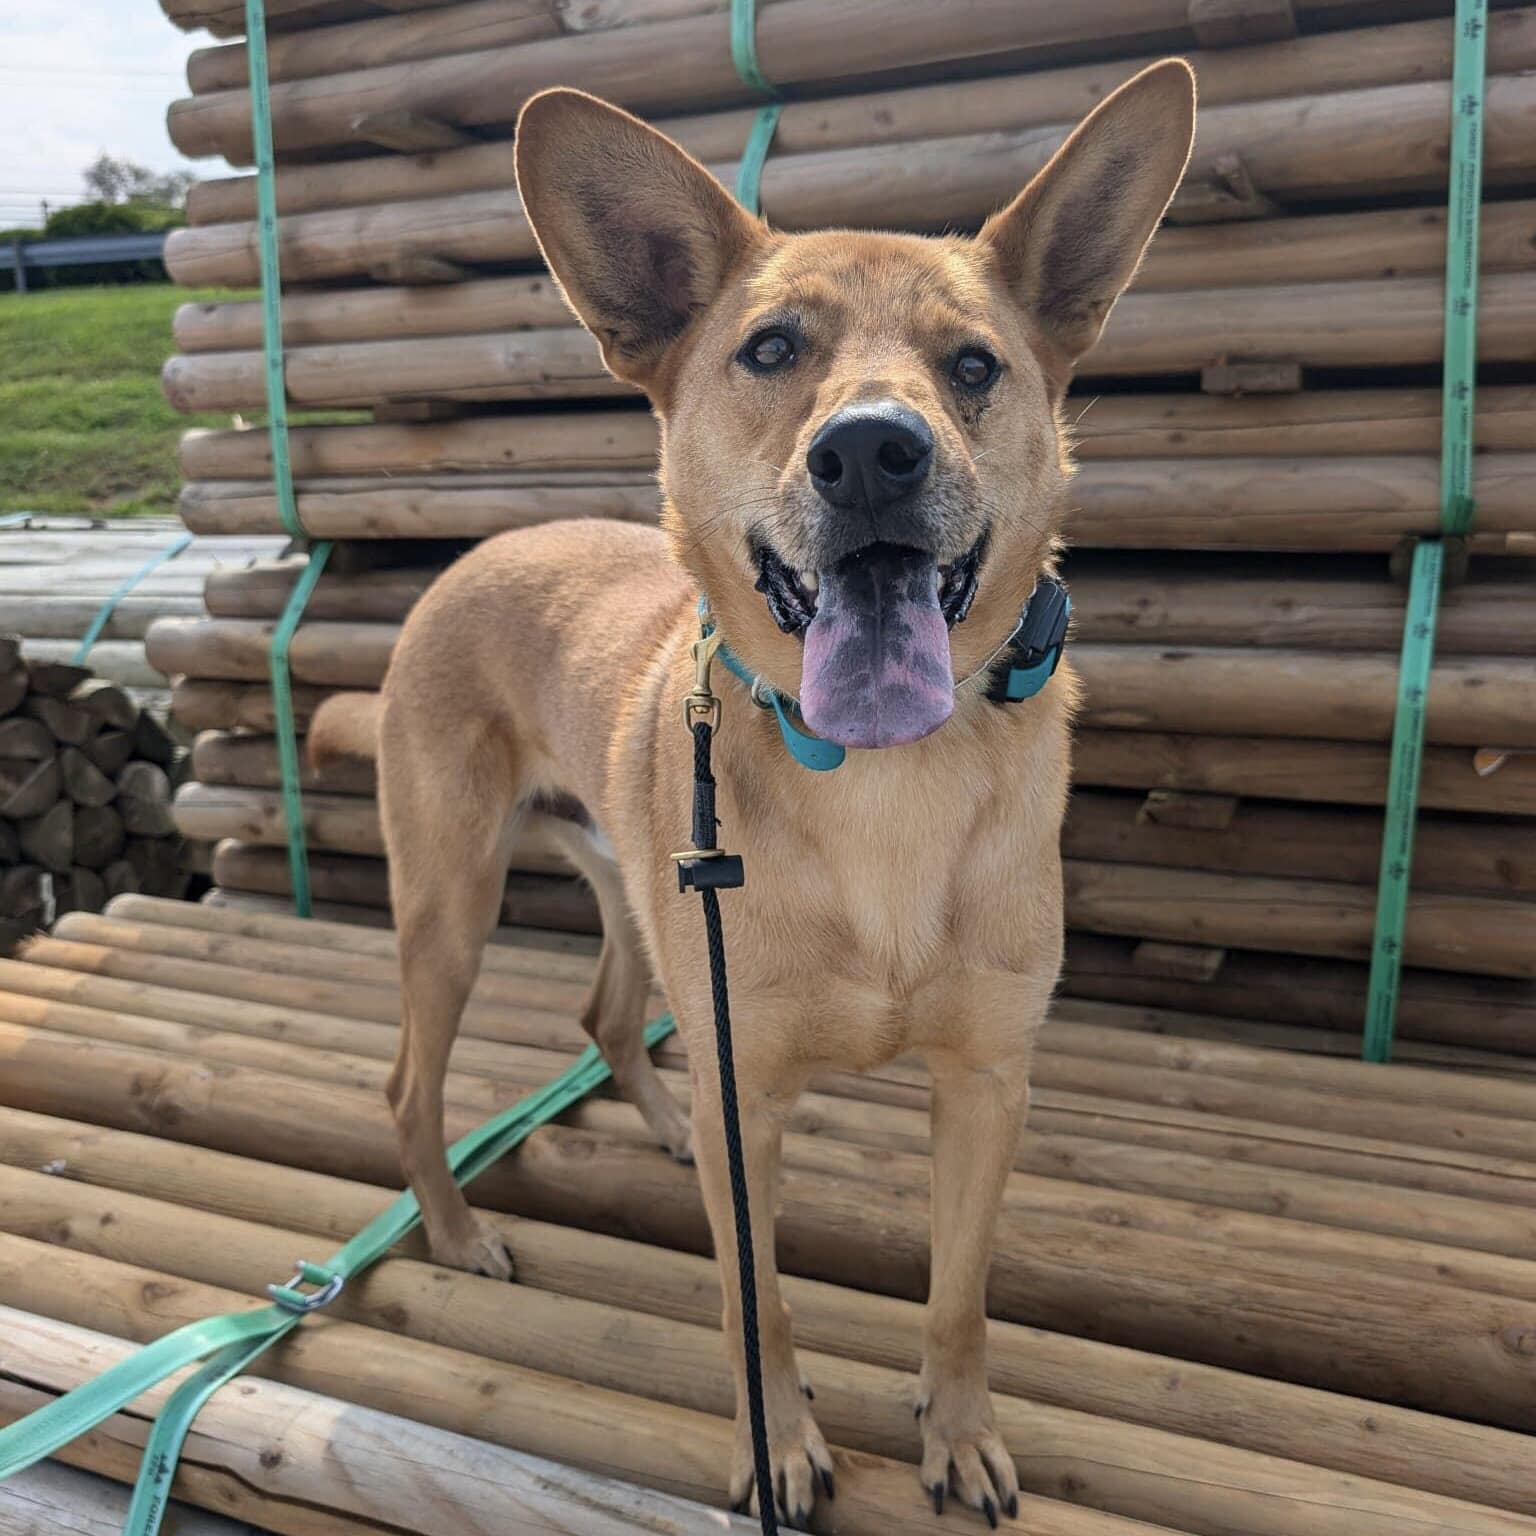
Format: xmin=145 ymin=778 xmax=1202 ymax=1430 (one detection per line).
xmin=0 ymin=0 xmax=207 ymax=229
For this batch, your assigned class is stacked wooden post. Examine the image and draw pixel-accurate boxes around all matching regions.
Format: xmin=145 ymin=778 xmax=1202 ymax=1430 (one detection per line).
xmin=0 ymin=641 xmax=195 ymax=942
xmin=8 ymin=896 xmax=1536 ymax=1531
xmin=147 ymin=0 xmax=1536 ymax=1051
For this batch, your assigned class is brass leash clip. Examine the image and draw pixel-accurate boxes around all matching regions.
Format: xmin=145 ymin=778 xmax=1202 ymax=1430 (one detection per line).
xmin=681 ymin=628 xmax=724 ymax=734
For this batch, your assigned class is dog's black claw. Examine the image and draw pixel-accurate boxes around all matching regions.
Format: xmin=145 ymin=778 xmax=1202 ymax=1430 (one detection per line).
xmin=731 ymin=1476 xmax=753 ymax=1516
xmin=792 ymin=1506 xmax=812 ymax=1531
xmin=1005 ymin=1493 xmax=1019 ymax=1520
xmin=819 ymin=1467 xmax=836 ymax=1501
xmin=802 ymin=1381 xmax=815 ymax=1401
xmin=914 ymin=1401 xmax=925 ymax=1420
xmin=983 ymin=1496 xmax=999 ymax=1530
xmin=929 ymin=1483 xmax=945 ymax=1516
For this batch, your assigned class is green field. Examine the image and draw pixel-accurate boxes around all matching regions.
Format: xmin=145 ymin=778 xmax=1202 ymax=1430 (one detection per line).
xmin=0 ymin=284 xmax=249 ymax=517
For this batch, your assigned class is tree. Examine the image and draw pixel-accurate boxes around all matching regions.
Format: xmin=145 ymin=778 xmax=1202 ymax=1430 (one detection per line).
xmin=81 ymin=153 xmax=195 ymax=209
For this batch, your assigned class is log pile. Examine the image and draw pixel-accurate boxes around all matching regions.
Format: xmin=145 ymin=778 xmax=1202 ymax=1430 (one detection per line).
xmin=8 ymin=894 xmax=1536 ymax=1531
xmin=0 ymin=642 xmax=194 ymax=944
xmin=147 ymin=0 xmax=1536 ymax=1052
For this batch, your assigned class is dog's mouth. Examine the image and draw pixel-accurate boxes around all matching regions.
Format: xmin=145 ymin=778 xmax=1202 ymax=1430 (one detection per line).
xmin=751 ymin=535 xmax=986 ymax=750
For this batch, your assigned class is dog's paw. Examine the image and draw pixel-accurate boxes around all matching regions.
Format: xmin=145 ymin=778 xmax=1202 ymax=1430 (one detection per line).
xmin=915 ymin=1380 xmax=1020 ymax=1526
xmin=728 ymin=1393 xmax=836 ymax=1531
xmin=431 ymin=1217 xmax=516 ymax=1282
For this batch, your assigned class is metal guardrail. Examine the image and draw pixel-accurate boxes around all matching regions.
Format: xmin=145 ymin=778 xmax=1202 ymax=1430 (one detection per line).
xmin=1 ymin=232 xmax=168 ymax=292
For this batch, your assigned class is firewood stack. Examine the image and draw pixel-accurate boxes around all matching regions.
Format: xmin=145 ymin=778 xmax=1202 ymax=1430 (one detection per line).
xmin=147 ymin=0 xmax=1536 ymax=1053
xmin=0 ymin=642 xmax=190 ymax=943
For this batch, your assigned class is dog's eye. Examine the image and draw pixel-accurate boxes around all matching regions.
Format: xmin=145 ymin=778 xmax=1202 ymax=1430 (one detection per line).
xmin=740 ymin=330 xmax=796 ymax=373
xmin=951 ymin=349 xmax=998 ymax=391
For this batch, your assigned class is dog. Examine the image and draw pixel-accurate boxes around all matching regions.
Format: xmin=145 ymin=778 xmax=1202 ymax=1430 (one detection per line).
xmin=309 ymin=63 xmax=1194 ymax=1527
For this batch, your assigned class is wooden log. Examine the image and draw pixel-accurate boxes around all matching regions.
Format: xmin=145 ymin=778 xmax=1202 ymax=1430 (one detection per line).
xmin=13 ymin=1103 xmax=1536 ymax=1521
xmin=100 ymin=860 xmax=139 ymax=901
xmin=0 ymin=718 xmax=64 ymax=760
xmin=0 ymin=757 xmax=61 ymax=820
xmin=1064 ymin=859 xmax=1536 ymax=979
xmin=0 ymin=868 xmax=51 ymax=920
xmin=115 ymin=762 xmax=175 ymax=838
xmin=172 ymin=447 xmax=1536 ymax=547
xmin=23 ymin=641 xmax=164 ymax=692
xmin=25 ymin=660 xmax=91 ymax=699
xmin=1068 ymin=559 xmax=1536 ymax=653
xmin=121 ymin=838 xmax=188 ymax=900
xmin=0 ymin=595 xmax=200 ymax=641
xmin=158 ymin=275 xmax=1536 ymax=414
xmin=23 ymin=696 xmax=94 ymax=747
xmin=1061 ymin=933 xmax=1536 ymax=1058
xmin=1064 ymin=789 xmax=1536 ymax=895
xmin=193 ymin=728 xmax=376 ymax=794
xmin=13 ymin=1178 xmax=1536 ymax=1536
xmin=69 ymin=680 xmax=139 ymax=733
xmin=204 ymin=561 xmax=432 ymax=622
xmin=0 ymin=1301 xmax=789 ymax=1536
xmin=167 ymin=73 xmax=1536 ymax=287
xmin=0 ymin=665 xmax=27 ymax=718
xmin=71 ymin=804 xmax=125 ymax=871
xmin=149 ymin=618 xmax=396 ymax=689
xmin=1074 ymin=729 xmax=1536 ymax=816
xmin=57 ymin=867 xmax=106 ymax=917
xmin=17 ymin=802 xmax=72 ymax=875
xmin=0 ymin=1458 xmax=262 ymax=1536
xmin=177 ymin=482 xmax=661 ymax=538
xmin=1072 ymin=645 xmax=1536 ymax=747
xmin=176 ymin=386 xmax=1536 ymax=486
xmin=58 ymin=747 xmax=115 ymax=809
xmin=131 ymin=710 xmax=179 ymax=768
xmin=3 ymin=1029 xmax=1536 ymax=1434
xmin=169 ymin=196 xmax=1536 ymax=358
xmin=81 ymin=729 xmax=134 ymax=777
xmin=39 ymin=902 xmax=1536 ymax=1172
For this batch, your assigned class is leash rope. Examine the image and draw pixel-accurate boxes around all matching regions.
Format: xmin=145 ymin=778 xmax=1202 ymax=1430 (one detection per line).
xmin=0 ymin=1019 xmax=678 ymax=1527
xmin=1362 ymin=0 xmax=1487 ymax=1062
xmin=247 ymin=0 xmax=328 ymax=918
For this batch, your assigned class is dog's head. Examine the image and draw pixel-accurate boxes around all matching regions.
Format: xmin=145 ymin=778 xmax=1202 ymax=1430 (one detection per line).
xmin=516 ymin=65 xmax=1194 ymax=750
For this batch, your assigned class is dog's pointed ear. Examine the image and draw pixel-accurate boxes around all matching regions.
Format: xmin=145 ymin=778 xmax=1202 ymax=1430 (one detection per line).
xmin=979 ymin=59 xmax=1195 ymax=373
xmin=516 ymin=88 xmax=764 ymax=389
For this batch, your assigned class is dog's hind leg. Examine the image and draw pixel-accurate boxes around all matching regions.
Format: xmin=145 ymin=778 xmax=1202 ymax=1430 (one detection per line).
xmin=538 ymin=811 xmax=693 ymax=1163
xmin=382 ymin=713 xmax=522 ymax=1281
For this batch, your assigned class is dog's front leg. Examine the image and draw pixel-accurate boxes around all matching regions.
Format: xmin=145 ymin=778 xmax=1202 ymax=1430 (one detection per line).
xmin=689 ymin=1050 xmax=834 ymax=1526
xmin=918 ymin=1051 xmax=1030 ymax=1523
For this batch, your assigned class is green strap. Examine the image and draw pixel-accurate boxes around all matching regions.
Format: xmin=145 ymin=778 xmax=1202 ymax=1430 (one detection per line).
xmin=729 ymin=0 xmax=780 ymax=215
xmin=244 ymin=0 xmax=323 ymax=919
xmin=1362 ymin=0 xmax=1487 ymax=1063
xmin=268 ymin=540 xmax=331 ymax=919
xmin=0 ymin=1016 xmax=677 ymax=1527
xmin=72 ymin=533 xmax=194 ymax=667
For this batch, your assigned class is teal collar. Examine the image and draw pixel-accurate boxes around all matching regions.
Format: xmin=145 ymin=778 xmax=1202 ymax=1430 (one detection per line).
xmin=700 ymin=576 xmax=1070 ymax=774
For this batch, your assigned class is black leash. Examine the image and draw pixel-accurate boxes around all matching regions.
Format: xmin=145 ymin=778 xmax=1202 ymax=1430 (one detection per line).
xmin=676 ymin=636 xmax=777 ymax=1534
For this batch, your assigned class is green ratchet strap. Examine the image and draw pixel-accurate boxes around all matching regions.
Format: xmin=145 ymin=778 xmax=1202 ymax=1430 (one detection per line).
xmin=729 ymin=0 xmax=780 ymax=214
xmin=0 ymin=1016 xmax=677 ymax=1532
xmin=246 ymin=0 xmax=329 ymax=918
xmin=1362 ymin=0 xmax=1487 ymax=1064
xmin=73 ymin=533 xmax=193 ymax=666
xmin=268 ymin=541 xmax=331 ymax=918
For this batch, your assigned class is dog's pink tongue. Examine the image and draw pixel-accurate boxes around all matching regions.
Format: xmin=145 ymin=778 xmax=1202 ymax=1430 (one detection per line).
xmin=800 ymin=545 xmax=954 ymax=750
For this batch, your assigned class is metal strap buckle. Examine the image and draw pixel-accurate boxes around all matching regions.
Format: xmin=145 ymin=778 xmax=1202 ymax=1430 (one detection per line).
xmin=681 ymin=630 xmax=724 ymax=732
xmin=268 ymin=1260 xmax=345 ymax=1314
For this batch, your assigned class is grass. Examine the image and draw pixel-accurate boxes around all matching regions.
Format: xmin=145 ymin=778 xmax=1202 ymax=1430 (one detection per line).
xmin=0 ymin=284 xmax=250 ymax=517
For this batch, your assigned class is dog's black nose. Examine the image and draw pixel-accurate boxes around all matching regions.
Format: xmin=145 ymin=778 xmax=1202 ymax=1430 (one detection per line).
xmin=806 ymin=401 xmax=934 ymax=510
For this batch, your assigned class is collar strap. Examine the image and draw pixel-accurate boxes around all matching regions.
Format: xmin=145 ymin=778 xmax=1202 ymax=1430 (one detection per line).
xmin=708 ymin=628 xmax=848 ymax=772
xmin=986 ymin=576 xmax=1071 ymax=703
xmin=699 ymin=576 xmax=1070 ymax=772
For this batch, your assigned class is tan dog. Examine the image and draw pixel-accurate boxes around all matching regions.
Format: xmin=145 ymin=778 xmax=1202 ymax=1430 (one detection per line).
xmin=311 ymin=63 xmax=1193 ymax=1528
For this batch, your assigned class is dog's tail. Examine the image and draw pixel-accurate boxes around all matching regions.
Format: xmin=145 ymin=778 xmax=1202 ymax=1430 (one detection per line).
xmin=308 ymin=692 xmax=384 ymax=768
